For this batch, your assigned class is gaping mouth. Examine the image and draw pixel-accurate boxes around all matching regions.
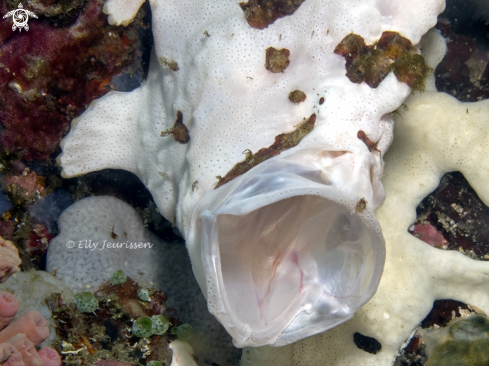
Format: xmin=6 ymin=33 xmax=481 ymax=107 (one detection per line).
xmin=188 ymin=149 xmax=385 ymax=347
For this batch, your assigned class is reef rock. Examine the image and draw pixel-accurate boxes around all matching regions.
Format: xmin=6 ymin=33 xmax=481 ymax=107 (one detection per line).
xmin=59 ymin=0 xmax=444 ymax=347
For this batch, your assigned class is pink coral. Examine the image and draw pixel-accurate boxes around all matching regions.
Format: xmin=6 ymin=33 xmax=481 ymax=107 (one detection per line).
xmin=0 ymin=292 xmax=61 ymax=366
xmin=0 ymin=237 xmax=21 ymax=283
xmin=6 ymin=334 xmax=43 ymax=366
xmin=0 ymin=0 xmax=143 ymax=160
xmin=1 ymin=171 xmax=46 ymax=201
xmin=38 ymin=347 xmax=61 ymax=366
xmin=0 ymin=342 xmax=24 ymax=366
xmin=411 ymin=223 xmax=448 ymax=249
xmin=0 ymin=291 xmax=19 ymax=328
xmin=0 ymin=311 xmax=49 ymax=345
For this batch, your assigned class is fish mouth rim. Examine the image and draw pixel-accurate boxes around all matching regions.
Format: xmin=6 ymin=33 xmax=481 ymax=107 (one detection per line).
xmin=188 ymin=150 xmax=386 ymax=347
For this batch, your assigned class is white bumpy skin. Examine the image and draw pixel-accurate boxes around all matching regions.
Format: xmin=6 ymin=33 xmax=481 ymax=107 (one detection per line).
xmin=59 ymin=0 xmax=444 ymax=347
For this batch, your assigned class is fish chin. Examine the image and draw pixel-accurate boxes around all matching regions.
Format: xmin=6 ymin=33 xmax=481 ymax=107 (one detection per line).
xmin=188 ymin=149 xmax=385 ymax=347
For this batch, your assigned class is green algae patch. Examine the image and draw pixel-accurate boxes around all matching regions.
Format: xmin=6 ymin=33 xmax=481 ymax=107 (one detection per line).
xmin=138 ymin=288 xmax=150 ymax=302
xmin=171 ymin=323 xmax=194 ymax=342
xmin=51 ymin=275 xmax=175 ymax=366
xmin=215 ymin=113 xmax=316 ymax=189
xmin=132 ymin=316 xmax=154 ymax=338
xmin=74 ymin=292 xmax=99 ymax=313
xmin=239 ymin=0 xmax=305 ymax=29
xmin=110 ymin=269 xmax=127 ymax=285
xmin=334 ymin=31 xmax=432 ymax=91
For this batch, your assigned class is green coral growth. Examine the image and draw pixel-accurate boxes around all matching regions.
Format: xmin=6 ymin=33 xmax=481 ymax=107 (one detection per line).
xmin=147 ymin=361 xmax=162 ymax=366
xmin=426 ymin=315 xmax=489 ymax=366
xmin=132 ymin=316 xmax=154 ymax=338
xmin=171 ymin=324 xmax=194 ymax=341
xmin=74 ymin=292 xmax=99 ymax=313
xmin=151 ymin=315 xmax=170 ymax=335
xmin=137 ymin=288 xmax=150 ymax=302
xmin=110 ymin=269 xmax=127 ymax=285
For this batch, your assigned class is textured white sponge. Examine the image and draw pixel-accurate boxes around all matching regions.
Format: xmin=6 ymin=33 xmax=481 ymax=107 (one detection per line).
xmin=46 ymin=195 xmax=166 ymax=291
xmin=103 ymin=0 xmax=145 ymax=26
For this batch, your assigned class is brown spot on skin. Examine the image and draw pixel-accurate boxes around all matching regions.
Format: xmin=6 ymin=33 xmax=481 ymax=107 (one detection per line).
xmin=357 ymin=130 xmax=380 ymax=153
xmin=215 ymin=113 xmax=316 ymax=188
xmin=355 ymin=198 xmax=367 ymax=213
xmin=334 ymin=31 xmax=432 ymax=90
xmin=265 ymin=47 xmax=290 ymax=73
xmin=288 ymin=90 xmax=306 ymax=103
xmin=160 ymin=111 xmax=190 ymax=144
xmin=239 ymin=0 xmax=305 ymax=30
xmin=319 ymin=97 xmax=325 ymax=105
xmin=158 ymin=57 xmax=179 ymax=71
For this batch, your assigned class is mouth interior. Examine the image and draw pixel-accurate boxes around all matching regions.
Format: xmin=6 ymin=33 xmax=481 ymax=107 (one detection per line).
xmin=217 ymin=194 xmax=374 ymax=331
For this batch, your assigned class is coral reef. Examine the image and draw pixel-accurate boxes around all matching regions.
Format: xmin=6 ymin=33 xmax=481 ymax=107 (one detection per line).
xmin=51 ymin=275 xmax=175 ymax=366
xmin=0 ymin=270 xmax=74 ymax=347
xmin=0 ymin=0 xmax=151 ymax=274
xmin=47 ymin=195 xmax=241 ymax=365
xmin=0 ymin=0 xmax=149 ymax=161
xmin=0 ymin=290 xmax=60 ymax=366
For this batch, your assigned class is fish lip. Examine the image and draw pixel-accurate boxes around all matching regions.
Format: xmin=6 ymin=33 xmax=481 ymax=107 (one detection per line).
xmin=188 ymin=149 xmax=386 ymax=347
